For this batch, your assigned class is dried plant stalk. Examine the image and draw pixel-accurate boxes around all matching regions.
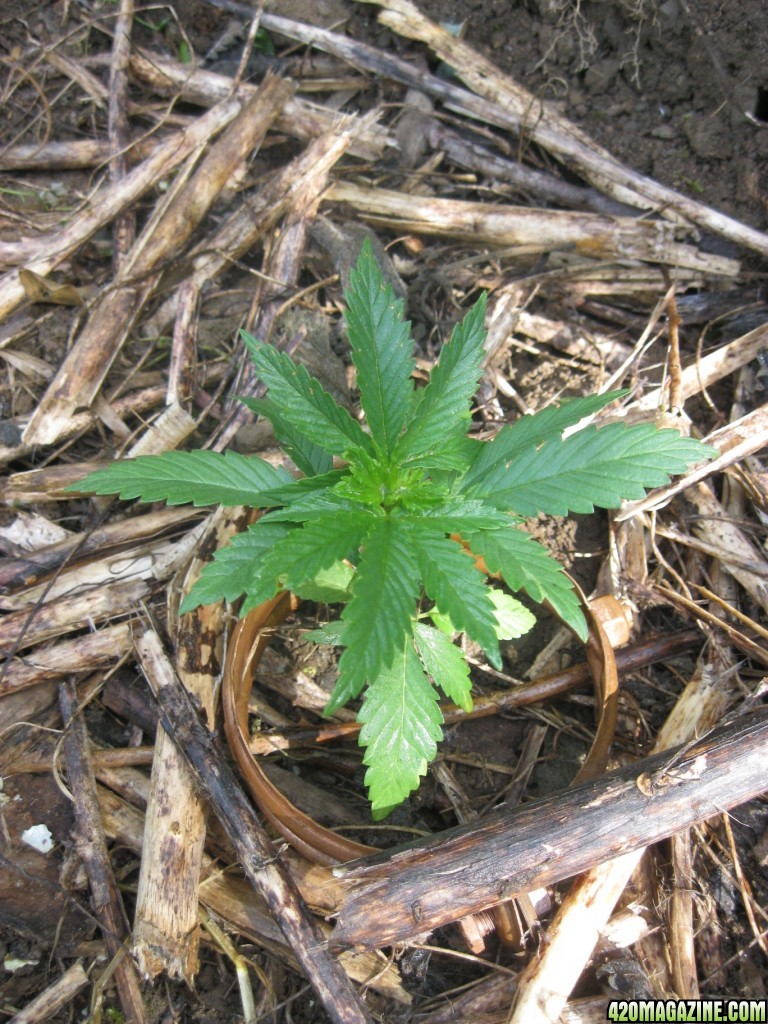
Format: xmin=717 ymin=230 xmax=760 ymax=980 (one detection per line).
xmin=327 ymin=182 xmax=740 ymax=275
xmin=0 ymin=624 xmax=133 ymax=697
xmin=23 ymin=75 xmax=294 ymax=447
xmin=331 ymin=706 xmax=768 ymax=951
xmin=132 ymin=509 xmax=249 ymax=982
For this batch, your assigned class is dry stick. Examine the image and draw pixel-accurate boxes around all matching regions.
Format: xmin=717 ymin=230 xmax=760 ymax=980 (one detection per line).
xmin=143 ymin=106 xmax=380 ymax=338
xmin=330 ymin=705 xmax=768 ymax=951
xmin=108 ymin=0 xmax=136 ymax=270
xmin=0 ymin=95 xmax=246 ymax=317
xmin=134 ymin=628 xmax=374 ymax=1024
xmin=23 ymin=74 xmax=294 ymax=447
xmin=670 ymin=831 xmax=698 ymax=998
xmin=0 ymin=578 xmax=147 ymax=653
xmin=7 ymin=961 xmax=90 ymax=1024
xmin=59 ymin=679 xmax=148 ymax=1024
xmin=0 ymin=506 xmax=201 ymax=593
xmin=0 ymin=624 xmax=133 ymax=697
xmin=128 ymin=51 xmax=390 ymax=162
xmin=359 ymin=0 xmax=768 ymax=259
xmin=132 ymin=508 xmax=252 ymax=983
xmin=506 ymin=641 xmax=745 ymax=1023
xmin=93 ymin=783 xmax=410 ymax=1003
xmin=326 ymin=182 xmax=738 ymax=277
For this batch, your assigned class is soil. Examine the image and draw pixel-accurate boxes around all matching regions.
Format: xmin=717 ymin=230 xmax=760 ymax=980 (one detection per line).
xmin=1 ymin=0 xmax=767 ymax=1022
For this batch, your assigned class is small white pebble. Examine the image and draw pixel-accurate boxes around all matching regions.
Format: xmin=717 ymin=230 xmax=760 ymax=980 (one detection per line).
xmin=20 ymin=823 xmax=54 ymax=853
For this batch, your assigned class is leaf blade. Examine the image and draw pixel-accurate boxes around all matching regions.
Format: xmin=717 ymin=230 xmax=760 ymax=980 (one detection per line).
xmin=470 ymin=424 xmax=714 ymax=516
xmin=465 ymin=527 xmax=586 ymax=639
xmin=327 ymin=518 xmax=421 ymax=714
xmin=68 ymin=450 xmax=291 ymax=507
xmin=403 ymin=523 xmax=501 ymax=669
xmin=243 ymin=333 xmax=371 ymax=457
xmin=358 ymin=638 xmax=443 ymax=818
xmin=345 ymin=238 xmax=414 ymax=456
xmin=396 ymin=293 xmax=487 ymax=465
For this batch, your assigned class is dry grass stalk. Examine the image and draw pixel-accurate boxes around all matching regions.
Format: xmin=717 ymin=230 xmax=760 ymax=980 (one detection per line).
xmin=0 ymin=623 xmax=133 ymax=697
xmin=328 ymin=182 xmax=741 ymax=276
xmin=108 ymin=0 xmax=137 ymax=270
xmin=134 ymin=627 xmax=378 ymax=1023
xmin=128 ymin=51 xmax=391 ymax=162
xmin=5 ymin=961 xmax=89 ymax=1024
xmin=23 ymin=75 xmax=294 ymax=447
xmin=142 ymin=107 xmax=379 ymax=338
xmin=0 ymin=577 xmax=147 ymax=653
xmin=0 ymin=92 xmax=248 ymax=303
xmin=92 ymin=781 xmax=410 ymax=1003
xmin=133 ymin=508 xmax=251 ymax=982
xmin=59 ymin=679 xmax=148 ymax=1024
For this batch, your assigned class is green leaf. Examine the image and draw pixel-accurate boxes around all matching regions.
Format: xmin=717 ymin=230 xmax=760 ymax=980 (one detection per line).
xmin=293 ymin=561 xmax=354 ymax=603
xmin=243 ymin=333 xmax=372 ymax=457
xmin=413 ymin=621 xmax=472 ymax=711
xmin=358 ymin=639 xmax=444 ymax=818
xmin=68 ymin=450 xmax=292 ymax=507
xmin=327 ymin=519 xmax=421 ymax=714
xmin=258 ymin=511 xmax=373 ymax=595
xmin=461 ymin=390 xmax=627 ymax=491
xmin=304 ymin=620 xmax=345 ymax=645
xmin=241 ymin=397 xmax=332 ymax=477
xmin=396 ymin=293 xmax=487 ymax=465
xmin=179 ymin=521 xmax=292 ymax=614
xmin=398 ymin=499 xmax=518 ymax=534
xmin=474 ymin=424 xmax=714 ymax=516
xmin=345 ymin=239 xmax=414 ymax=456
xmin=403 ymin=524 xmax=501 ymax=669
xmin=488 ymin=588 xmax=536 ymax=640
xmin=465 ymin=527 xmax=586 ymax=640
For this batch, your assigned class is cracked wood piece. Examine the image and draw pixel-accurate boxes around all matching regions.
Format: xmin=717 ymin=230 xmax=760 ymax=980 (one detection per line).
xmin=135 ymin=629 xmax=374 ymax=1024
xmin=132 ymin=508 xmax=249 ymax=983
xmin=327 ymin=182 xmax=740 ymax=276
xmin=59 ymin=680 xmax=148 ymax=1024
xmin=22 ymin=74 xmax=294 ymax=448
xmin=330 ymin=705 xmax=768 ymax=951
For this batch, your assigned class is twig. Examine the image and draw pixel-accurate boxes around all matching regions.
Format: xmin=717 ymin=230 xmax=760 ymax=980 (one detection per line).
xmin=108 ymin=0 xmax=136 ymax=270
xmin=8 ymin=961 xmax=89 ymax=1024
xmin=134 ymin=628 xmax=374 ymax=1024
xmin=58 ymin=679 xmax=147 ymax=1024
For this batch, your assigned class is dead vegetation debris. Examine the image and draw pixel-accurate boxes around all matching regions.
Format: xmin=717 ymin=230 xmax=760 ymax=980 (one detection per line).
xmin=1 ymin=1 xmax=767 ymax=1021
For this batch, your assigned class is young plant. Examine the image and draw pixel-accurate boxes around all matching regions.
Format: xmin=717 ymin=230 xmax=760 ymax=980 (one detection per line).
xmin=72 ymin=241 xmax=713 ymax=817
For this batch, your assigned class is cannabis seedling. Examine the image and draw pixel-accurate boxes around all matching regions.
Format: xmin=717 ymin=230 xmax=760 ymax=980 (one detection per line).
xmin=72 ymin=241 xmax=713 ymax=817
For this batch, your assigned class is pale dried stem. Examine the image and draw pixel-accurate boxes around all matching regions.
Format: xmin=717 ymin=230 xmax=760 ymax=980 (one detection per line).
xmin=327 ymin=182 xmax=740 ymax=276
xmin=23 ymin=75 xmax=293 ymax=447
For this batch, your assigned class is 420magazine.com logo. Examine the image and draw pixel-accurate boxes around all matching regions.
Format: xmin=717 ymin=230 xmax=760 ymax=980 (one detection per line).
xmin=608 ymin=1000 xmax=767 ymax=1023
